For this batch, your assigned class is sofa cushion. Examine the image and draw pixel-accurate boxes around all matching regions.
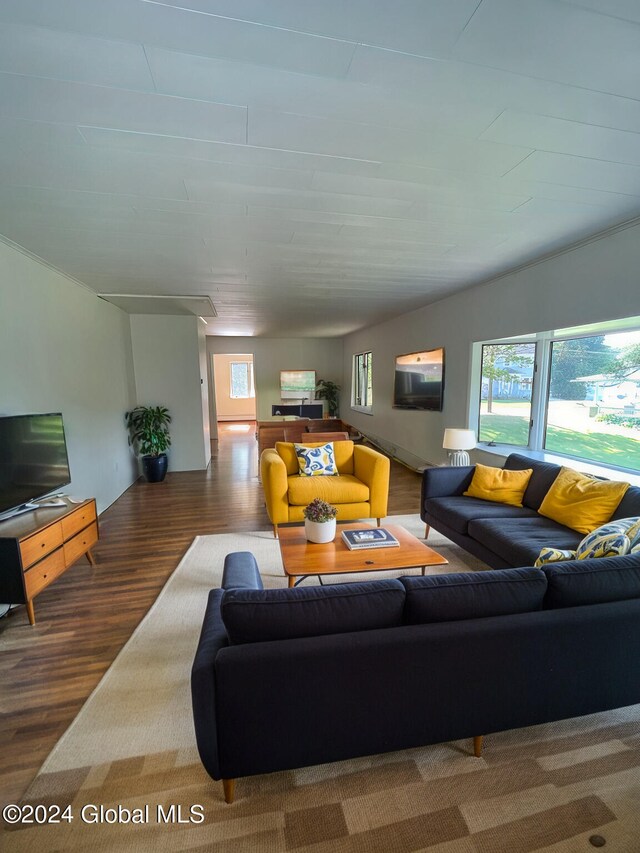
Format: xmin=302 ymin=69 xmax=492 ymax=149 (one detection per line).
xmin=221 ymin=579 xmax=406 ymax=644
xmin=468 ymin=517 xmax=583 ymax=567
xmin=287 ymin=473 xmax=369 ymax=506
xmin=612 ymin=485 xmax=640 ymax=520
xmin=426 ymin=495 xmax=539 ymax=535
xmin=400 ymin=567 xmax=547 ymax=624
xmin=538 ymin=466 xmax=629 ymax=534
xmin=503 ymin=454 xmax=561 ymax=510
xmin=294 ymin=442 xmax=337 ymax=476
xmin=543 ymin=553 xmax=640 ymax=608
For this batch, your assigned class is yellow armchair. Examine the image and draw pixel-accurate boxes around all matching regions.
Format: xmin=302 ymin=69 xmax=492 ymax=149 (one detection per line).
xmin=260 ymin=440 xmax=390 ymax=537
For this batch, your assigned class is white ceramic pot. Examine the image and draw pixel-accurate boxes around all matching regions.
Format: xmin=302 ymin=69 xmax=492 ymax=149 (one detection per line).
xmin=304 ymin=518 xmax=337 ymax=544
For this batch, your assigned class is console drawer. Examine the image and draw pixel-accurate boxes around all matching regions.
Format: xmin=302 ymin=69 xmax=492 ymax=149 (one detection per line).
xmin=20 ymin=523 xmax=64 ymax=569
xmin=24 ymin=549 xmax=66 ymax=599
xmin=63 ymin=522 xmax=98 ymax=566
xmin=61 ymin=502 xmax=96 ymax=540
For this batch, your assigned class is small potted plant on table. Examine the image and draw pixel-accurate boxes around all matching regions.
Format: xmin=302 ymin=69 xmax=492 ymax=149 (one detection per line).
xmin=125 ymin=405 xmax=172 ymax=483
xmin=303 ymin=498 xmax=338 ymax=543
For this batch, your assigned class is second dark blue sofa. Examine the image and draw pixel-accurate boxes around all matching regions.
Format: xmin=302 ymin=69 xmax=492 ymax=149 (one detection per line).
xmin=191 ymin=549 xmax=640 ymax=803
xmin=420 ymin=452 xmax=640 ymax=569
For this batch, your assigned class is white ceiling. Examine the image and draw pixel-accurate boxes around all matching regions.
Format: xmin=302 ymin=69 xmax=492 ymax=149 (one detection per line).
xmin=1 ymin=0 xmax=640 ymax=336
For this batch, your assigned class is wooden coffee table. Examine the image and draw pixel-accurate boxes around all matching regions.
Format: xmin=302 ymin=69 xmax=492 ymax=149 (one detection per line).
xmin=278 ymin=521 xmax=448 ymax=587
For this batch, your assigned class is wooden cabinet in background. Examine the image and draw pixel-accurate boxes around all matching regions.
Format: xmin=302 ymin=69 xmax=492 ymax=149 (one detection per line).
xmin=0 ymin=499 xmax=98 ymax=625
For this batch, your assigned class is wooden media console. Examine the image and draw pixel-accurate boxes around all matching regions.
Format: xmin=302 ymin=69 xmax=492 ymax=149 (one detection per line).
xmin=0 ymin=498 xmax=98 ymax=625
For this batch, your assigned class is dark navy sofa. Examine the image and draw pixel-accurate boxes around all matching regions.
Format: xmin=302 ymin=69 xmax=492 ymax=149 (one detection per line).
xmin=421 ymin=453 xmax=640 ymax=569
xmin=191 ymin=549 xmax=640 ymax=803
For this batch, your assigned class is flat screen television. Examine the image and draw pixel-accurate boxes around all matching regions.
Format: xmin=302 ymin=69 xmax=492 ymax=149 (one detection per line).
xmin=0 ymin=413 xmax=72 ymax=519
xmin=280 ymin=369 xmax=317 ymax=400
xmin=393 ymin=348 xmax=445 ymax=411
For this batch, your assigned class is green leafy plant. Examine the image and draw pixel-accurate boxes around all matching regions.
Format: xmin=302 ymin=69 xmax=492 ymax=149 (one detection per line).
xmin=125 ymin=405 xmax=172 ymax=457
xmin=315 ymin=378 xmax=341 ymax=417
xmin=303 ymin=498 xmax=337 ymax=523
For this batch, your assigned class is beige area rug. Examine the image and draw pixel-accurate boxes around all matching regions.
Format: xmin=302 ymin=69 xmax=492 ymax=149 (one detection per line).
xmin=4 ymin=515 xmax=640 ymax=852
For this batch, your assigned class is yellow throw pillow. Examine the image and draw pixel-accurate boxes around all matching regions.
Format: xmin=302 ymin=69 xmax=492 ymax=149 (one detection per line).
xmin=538 ymin=467 xmax=629 ymax=535
xmin=463 ymin=463 xmax=533 ymax=507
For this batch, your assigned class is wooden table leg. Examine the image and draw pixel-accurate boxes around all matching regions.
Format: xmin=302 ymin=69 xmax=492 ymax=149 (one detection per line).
xmin=25 ymin=599 xmax=36 ymax=625
xmin=288 ymin=576 xmax=295 ymax=588
xmin=86 ymin=548 xmax=96 ymax=567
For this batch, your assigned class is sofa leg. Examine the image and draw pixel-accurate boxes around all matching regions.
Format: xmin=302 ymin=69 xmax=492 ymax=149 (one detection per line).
xmin=425 ymin=524 xmax=430 ymax=539
xmin=473 ymin=736 xmax=484 ymax=758
xmin=222 ymin=778 xmax=235 ymax=804
xmin=273 ymin=524 xmax=278 ymax=539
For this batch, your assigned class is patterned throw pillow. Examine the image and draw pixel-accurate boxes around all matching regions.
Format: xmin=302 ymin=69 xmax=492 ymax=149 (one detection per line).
xmin=535 ymin=517 xmax=640 ymax=567
xmin=575 ymin=516 xmax=640 ymax=560
xmin=294 ymin=442 xmax=337 ymax=477
xmin=534 ymin=548 xmax=577 ymax=567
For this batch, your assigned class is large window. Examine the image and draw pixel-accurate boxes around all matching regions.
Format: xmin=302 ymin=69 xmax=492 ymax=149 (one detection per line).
xmin=474 ymin=326 xmax=640 ymax=473
xmin=229 ymin=361 xmax=254 ymax=399
xmin=352 ymin=351 xmax=373 ymax=412
xmin=545 ymin=332 xmax=640 ymax=470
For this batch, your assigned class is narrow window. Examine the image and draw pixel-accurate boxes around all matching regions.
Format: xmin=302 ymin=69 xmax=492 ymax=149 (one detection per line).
xmin=229 ymin=361 xmax=254 ymax=399
xmin=478 ymin=343 xmax=536 ymax=446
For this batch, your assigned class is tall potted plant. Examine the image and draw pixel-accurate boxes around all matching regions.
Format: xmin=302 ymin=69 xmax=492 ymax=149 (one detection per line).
xmin=315 ymin=379 xmax=341 ymax=417
xmin=125 ymin=405 xmax=172 ymax=483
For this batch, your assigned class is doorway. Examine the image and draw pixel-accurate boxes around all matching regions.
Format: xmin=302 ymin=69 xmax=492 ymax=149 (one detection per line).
xmin=212 ymin=353 xmax=257 ymax=422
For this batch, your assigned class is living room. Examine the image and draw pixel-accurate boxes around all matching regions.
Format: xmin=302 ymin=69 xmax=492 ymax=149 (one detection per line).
xmin=2 ymin=2 xmax=640 ymax=850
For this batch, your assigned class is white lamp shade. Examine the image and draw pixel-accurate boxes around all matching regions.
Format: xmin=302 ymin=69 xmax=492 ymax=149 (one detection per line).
xmin=443 ymin=428 xmax=476 ymax=450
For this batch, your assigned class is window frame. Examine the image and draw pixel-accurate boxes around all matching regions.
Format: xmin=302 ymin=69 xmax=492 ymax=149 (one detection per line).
xmin=471 ymin=322 xmax=640 ymax=476
xmin=351 ymin=350 xmax=373 ymax=414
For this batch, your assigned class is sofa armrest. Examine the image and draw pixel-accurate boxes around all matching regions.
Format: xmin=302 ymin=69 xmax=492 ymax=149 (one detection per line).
xmin=421 ymin=465 xmax=475 ymax=501
xmin=260 ymin=448 xmax=290 ymax=525
xmin=354 ymin=444 xmax=390 ymax=519
xmin=191 ymin=589 xmax=228 ymax=781
xmin=222 ymin=552 xmax=263 ymax=591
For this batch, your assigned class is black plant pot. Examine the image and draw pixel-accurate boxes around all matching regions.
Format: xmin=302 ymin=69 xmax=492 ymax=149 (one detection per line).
xmin=142 ymin=453 xmax=168 ymax=483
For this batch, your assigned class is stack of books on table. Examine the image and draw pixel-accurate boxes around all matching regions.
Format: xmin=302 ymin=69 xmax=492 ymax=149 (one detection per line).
xmin=341 ymin=528 xmax=400 ymax=550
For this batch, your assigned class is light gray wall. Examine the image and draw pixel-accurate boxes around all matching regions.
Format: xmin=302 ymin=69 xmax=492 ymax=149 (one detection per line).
xmin=0 ymin=239 xmax=137 ymax=512
xmin=198 ymin=322 xmax=212 ymax=467
xmin=130 ymin=315 xmax=210 ymax=472
xmin=343 ymin=221 xmax=640 ymax=469
xmin=206 ymin=336 xmax=343 ymax=422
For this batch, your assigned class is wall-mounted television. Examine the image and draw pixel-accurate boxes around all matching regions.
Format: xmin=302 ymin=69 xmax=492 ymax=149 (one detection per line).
xmin=0 ymin=413 xmax=72 ymax=519
xmin=393 ymin=348 xmax=445 ymax=411
xmin=280 ymin=369 xmax=317 ymax=400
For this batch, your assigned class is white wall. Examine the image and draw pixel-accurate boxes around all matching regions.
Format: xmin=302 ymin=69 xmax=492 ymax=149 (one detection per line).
xmin=343 ymin=221 xmax=640 ymax=469
xmin=207 ymin=336 xmax=343 ymax=421
xmin=130 ymin=315 xmax=209 ymax=472
xmin=0 ymin=240 xmax=137 ymax=512
xmin=198 ymin=322 xmax=212 ymax=467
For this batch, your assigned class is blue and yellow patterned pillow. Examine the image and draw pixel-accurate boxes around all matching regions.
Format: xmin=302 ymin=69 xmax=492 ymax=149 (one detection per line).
xmin=576 ymin=517 xmax=640 ymax=559
xmin=535 ymin=517 xmax=640 ymax=567
xmin=294 ymin=442 xmax=337 ymax=477
xmin=534 ymin=547 xmax=577 ymax=567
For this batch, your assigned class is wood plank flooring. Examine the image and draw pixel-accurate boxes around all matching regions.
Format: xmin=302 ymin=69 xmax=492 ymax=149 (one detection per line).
xmin=0 ymin=423 xmax=421 ymax=806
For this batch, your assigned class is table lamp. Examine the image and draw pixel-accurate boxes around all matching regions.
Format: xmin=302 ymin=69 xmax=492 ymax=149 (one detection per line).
xmin=443 ymin=428 xmax=476 ymax=466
